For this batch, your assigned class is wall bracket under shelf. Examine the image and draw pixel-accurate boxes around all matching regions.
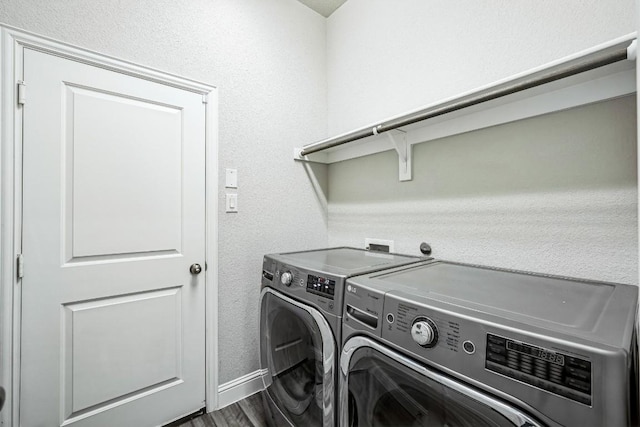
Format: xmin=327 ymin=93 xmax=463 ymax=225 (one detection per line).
xmin=295 ymin=128 xmax=413 ymax=181
xmin=386 ymin=130 xmax=411 ymax=181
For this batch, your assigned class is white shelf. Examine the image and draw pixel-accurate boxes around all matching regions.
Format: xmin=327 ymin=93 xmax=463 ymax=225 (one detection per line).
xmin=295 ymin=34 xmax=637 ymax=181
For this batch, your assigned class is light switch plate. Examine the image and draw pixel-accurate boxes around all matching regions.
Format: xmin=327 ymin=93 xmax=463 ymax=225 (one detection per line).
xmin=225 ymin=193 xmax=238 ymax=213
xmin=225 ymin=168 xmax=238 ymax=188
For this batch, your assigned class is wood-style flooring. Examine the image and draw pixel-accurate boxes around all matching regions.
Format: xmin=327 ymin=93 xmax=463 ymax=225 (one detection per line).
xmin=172 ymin=392 xmax=268 ymax=427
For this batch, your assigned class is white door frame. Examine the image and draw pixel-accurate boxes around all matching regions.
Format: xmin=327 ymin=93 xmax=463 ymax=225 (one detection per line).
xmin=0 ymin=24 xmax=220 ymax=426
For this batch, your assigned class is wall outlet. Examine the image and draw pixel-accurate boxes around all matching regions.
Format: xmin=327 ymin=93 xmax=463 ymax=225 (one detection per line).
xmin=365 ymin=238 xmax=394 ymax=253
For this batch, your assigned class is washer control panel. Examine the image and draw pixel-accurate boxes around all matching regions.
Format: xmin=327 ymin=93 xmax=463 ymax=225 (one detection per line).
xmin=383 ymin=299 xmax=461 ymax=354
xmin=486 ymin=333 xmax=592 ymax=405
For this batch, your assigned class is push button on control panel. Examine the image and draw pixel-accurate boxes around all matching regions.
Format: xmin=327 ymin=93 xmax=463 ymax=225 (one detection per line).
xmin=488 ymin=342 xmax=506 ymax=354
xmin=306 ymin=274 xmax=336 ymax=300
xmin=487 ymin=352 xmax=506 ymax=364
xmin=566 ymin=377 xmax=590 ymax=393
xmin=463 ymin=340 xmax=475 ymax=354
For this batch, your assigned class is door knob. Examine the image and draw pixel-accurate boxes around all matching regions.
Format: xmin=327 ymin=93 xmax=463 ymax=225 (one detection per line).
xmin=190 ymin=263 xmax=202 ymax=275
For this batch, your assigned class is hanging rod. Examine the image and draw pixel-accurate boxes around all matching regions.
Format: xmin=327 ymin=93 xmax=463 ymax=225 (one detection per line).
xmin=300 ymin=43 xmax=633 ymax=157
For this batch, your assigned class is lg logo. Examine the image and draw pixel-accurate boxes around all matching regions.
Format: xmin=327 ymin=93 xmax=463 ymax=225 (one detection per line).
xmin=347 ymin=285 xmax=357 ymax=294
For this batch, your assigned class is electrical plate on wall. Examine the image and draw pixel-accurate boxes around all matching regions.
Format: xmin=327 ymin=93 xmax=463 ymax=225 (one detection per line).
xmin=225 ymin=193 xmax=238 ymax=213
xmin=365 ymin=238 xmax=394 ymax=253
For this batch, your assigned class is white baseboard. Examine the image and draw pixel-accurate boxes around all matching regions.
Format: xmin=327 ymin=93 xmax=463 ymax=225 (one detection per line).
xmin=217 ymin=369 xmax=268 ymax=409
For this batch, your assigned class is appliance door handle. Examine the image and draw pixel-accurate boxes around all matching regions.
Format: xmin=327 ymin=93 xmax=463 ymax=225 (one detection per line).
xmin=346 ymin=304 xmax=378 ymax=329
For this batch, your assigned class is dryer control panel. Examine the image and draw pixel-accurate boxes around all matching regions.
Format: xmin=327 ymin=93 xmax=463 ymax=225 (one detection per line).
xmin=485 ymin=333 xmax=592 ymax=405
xmin=306 ymin=274 xmax=336 ymax=299
xmin=261 ymin=257 xmax=342 ymax=316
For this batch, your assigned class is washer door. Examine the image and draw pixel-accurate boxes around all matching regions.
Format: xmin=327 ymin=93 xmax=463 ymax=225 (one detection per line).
xmin=260 ymin=288 xmax=336 ymax=427
xmin=340 ymin=336 xmax=544 ymax=427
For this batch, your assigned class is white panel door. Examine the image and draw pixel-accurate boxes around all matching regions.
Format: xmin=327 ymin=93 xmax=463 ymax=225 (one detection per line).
xmin=20 ymin=48 xmax=206 ymax=427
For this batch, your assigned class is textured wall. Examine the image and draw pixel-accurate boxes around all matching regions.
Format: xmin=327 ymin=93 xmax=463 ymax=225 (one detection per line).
xmin=328 ymin=96 xmax=638 ymax=284
xmin=327 ymin=0 xmax=636 ymax=135
xmin=0 ymin=0 xmax=328 ymax=383
xmin=325 ymin=0 xmax=637 ymax=285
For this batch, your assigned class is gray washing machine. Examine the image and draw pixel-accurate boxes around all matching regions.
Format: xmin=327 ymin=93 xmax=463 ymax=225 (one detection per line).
xmin=340 ymin=260 xmax=638 ymax=427
xmin=259 ymin=247 xmax=427 ymax=427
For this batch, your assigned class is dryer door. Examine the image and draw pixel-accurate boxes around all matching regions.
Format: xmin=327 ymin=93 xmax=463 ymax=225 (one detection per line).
xmin=340 ymin=336 xmax=545 ymax=427
xmin=260 ymin=288 xmax=336 ymax=427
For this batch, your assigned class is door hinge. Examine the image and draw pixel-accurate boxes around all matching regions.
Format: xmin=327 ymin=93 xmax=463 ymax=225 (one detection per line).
xmin=17 ymin=254 xmax=24 ymax=279
xmin=17 ymin=81 xmax=26 ymax=106
xmin=202 ymin=94 xmax=207 ymax=104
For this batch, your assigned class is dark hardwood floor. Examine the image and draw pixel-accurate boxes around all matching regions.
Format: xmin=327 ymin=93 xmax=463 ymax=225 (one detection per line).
xmin=172 ymin=392 xmax=268 ymax=427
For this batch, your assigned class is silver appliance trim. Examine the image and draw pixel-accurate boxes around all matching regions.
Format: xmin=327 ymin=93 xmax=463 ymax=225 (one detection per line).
xmin=340 ymin=336 xmax=543 ymax=427
xmin=259 ymin=287 xmax=336 ymax=427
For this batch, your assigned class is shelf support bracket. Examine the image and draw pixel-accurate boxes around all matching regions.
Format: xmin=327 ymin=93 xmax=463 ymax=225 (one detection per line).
xmin=386 ymin=130 xmax=412 ymax=181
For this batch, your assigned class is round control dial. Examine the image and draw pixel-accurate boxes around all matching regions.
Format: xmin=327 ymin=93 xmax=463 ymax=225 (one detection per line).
xmin=411 ymin=317 xmax=438 ymax=348
xmin=280 ymin=271 xmax=293 ymax=287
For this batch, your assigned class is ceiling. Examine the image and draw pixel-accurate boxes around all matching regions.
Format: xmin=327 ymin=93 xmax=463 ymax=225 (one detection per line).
xmin=296 ymin=0 xmax=347 ymax=17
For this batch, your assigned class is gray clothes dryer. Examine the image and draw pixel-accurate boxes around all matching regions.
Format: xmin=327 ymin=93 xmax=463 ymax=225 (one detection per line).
xmin=259 ymin=247 xmax=426 ymax=427
xmin=340 ymin=260 xmax=638 ymax=427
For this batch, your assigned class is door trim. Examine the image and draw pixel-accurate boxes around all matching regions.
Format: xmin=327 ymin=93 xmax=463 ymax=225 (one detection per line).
xmin=340 ymin=336 xmax=543 ymax=427
xmin=0 ymin=24 xmax=219 ymax=426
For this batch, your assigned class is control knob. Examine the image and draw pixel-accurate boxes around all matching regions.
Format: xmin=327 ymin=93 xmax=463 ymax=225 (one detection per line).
xmin=411 ymin=317 xmax=438 ymax=348
xmin=281 ymin=271 xmax=293 ymax=287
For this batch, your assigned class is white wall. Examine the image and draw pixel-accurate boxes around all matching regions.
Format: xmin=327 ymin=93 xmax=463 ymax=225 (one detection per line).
xmin=0 ymin=0 xmax=329 ymax=384
xmin=328 ymin=96 xmax=637 ymax=283
xmin=327 ymin=0 xmax=636 ymax=135
xmin=326 ymin=1 xmax=637 ymax=284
